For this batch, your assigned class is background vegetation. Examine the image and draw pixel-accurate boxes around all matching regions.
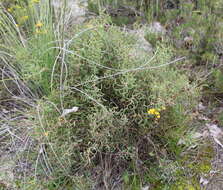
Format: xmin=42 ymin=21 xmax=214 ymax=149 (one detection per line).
xmin=0 ymin=0 xmax=223 ymax=189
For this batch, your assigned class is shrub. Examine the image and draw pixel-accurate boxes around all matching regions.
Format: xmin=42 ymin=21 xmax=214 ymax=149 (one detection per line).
xmin=31 ymin=17 xmax=200 ymax=188
xmin=0 ymin=1 xmax=210 ymax=189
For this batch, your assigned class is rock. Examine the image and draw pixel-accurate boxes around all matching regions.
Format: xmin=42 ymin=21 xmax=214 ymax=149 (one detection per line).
xmin=52 ymin=0 xmax=88 ymax=25
xmin=127 ymin=28 xmax=153 ymax=59
xmin=147 ymin=22 xmax=166 ymax=35
xmin=141 ymin=185 xmax=150 ymax=190
xmin=200 ymin=176 xmax=209 ymax=186
xmin=207 ymin=123 xmax=223 ymax=148
xmin=198 ymin=102 xmax=206 ymax=111
xmin=61 ymin=106 xmax=79 ymax=117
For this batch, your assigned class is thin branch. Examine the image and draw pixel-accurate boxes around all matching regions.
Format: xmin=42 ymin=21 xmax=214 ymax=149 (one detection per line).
xmin=73 ymin=56 xmax=186 ymax=87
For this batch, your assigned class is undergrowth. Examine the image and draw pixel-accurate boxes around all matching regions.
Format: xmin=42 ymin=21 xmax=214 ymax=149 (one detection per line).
xmin=0 ymin=0 xmax=220 ymax=189
xmin=29 ymin=19 xmax=201 ymax=189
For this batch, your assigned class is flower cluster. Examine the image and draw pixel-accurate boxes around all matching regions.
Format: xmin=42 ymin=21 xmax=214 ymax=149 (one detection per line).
xmin=7 ymin=5 xmax=22 ymax=13
xmin=147 ymin=106 xmax=166 ymax=120
xmin=7 ymin=5 xmax=29 ymax=26
xmin=35 ymin=21 xmax=43 ymax=28
xmin=35 ymin=21 xmax=47 ymax=34
xmin=7 ymin=8 xmax=13 ymax=12
xmin=44 ymin=131 xmax=49 ymax=137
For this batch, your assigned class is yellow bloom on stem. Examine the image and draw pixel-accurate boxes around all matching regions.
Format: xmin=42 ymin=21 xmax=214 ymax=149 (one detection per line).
xmin=7 ymin=8 xmax=13 ymax=12
xmin=148 ymin=108 xmax=161 ymax=119
xmin=44 ymin=131 xmax=49 ymax=137
xmin=21 ymin=15 xmax=29 ymax=21
xmin=148 ymin=108 xmax=156 ymax=115
xmin=35 ymin=21 xmax=43 ymax=28
xmin=154 ymin=111 xmax=160 ymax=115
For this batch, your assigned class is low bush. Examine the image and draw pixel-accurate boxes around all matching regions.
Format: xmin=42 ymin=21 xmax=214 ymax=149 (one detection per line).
xmin=0 ymin=1 xmax=216 ymax=189
xmin=28 ymin=17 xmax=201 ymax=188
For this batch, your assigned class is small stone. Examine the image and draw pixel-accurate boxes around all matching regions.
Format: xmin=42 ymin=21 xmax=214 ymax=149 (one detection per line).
xmin=200 ymin=176 xmax=209 ymax=186
xmin=141 ymin=185 xmax=150 ymax=190
xmin=127 ymin=28 xmax=153 ymax=59
xmin=198 ymin=102 xmax=206 ymax=111
xmin=147 ymin=22 xmax=166 ymax=34
xmin=61 ymin=106 xmax=79 ymax=117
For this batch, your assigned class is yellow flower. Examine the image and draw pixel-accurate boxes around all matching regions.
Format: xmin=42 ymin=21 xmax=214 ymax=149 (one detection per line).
xmin=7 ymin=8 xmax=13 ymax=12
xmin=15 ymin=24 xmax=19 ymax=27
xmin=148 ymin=108 xmax=156 ymax=115
xmin=21 ymin=15 xmax=29 ymax=21
xmin=162 ymin=106 xmax=166 ymax=110
xmin=148 ymin=108 xmax=160 ymax=115
xmin=35 ymin=21 xmax=43 ymax=28
xmin=44 ymin=131 xmax=49 ymax=137
xmin=154 ymin=111 xmax=160 ymax=115
xmin=148 ymin=108 xmax=161 ymax=119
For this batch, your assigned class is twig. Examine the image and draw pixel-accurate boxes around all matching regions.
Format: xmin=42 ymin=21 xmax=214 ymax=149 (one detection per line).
xmin=74 ymin=56 xmax=186 ymax=87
